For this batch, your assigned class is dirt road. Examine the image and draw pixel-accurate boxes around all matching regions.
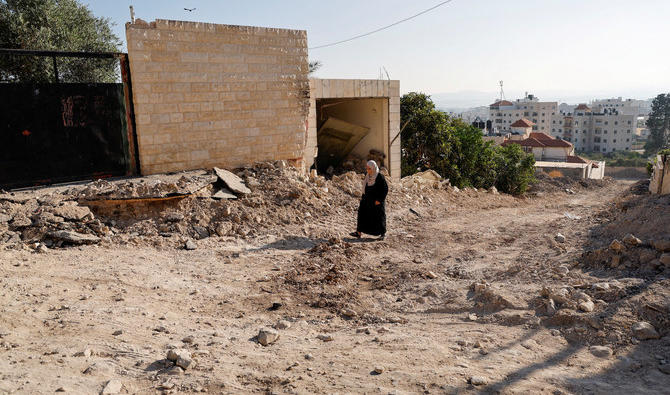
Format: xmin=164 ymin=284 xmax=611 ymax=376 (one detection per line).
xmin=1 ymin=178 xmax=669 ymax=394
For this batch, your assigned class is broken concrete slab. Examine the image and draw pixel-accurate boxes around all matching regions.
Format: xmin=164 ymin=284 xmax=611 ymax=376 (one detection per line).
xmin=212 ymin=187 xmax=237 ymax=200
xmin=213 ymin=168 xmax=251 ymax=195
xmin=316 ymin=117 xmax=370 ymax=170
xmin=47 ymin=231 xmax=101 ymax=245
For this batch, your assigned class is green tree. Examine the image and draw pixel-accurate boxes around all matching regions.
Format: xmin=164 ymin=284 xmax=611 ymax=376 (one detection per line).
xmin=0 ymin=0 xmax=121 ymax=82
xmin=400 ymin=92 xmax=536 ymax=194
xmin=400 ymin=92 xmax=452 ymax=177
xmin=644 ymin=93 xmax=670 ymax=154
xmin=493 ymin=144 xmax=536 ymax=195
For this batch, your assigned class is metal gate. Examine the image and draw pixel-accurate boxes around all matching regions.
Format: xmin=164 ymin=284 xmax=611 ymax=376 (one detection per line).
xmin=0 ymin=49 xmax=139 ymax=189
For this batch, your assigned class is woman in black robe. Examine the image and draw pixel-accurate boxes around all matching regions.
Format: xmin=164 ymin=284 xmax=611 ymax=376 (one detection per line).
xmin=351 ymin=160 xmax=388 ymax=240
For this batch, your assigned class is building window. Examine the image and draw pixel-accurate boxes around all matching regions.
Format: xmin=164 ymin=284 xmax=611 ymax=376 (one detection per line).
xmin=614 ymin=130 xmax=617 ymax=134
xmin=627 ymin=130 xmax=631 ymax=133
xmin=614 ymin=121 xmax=618 ymax=125
xmin=628 ymin=120 xmax=632 ymax=124
xmin=626 ymin=138 xmax=629 ymax=142
xmin=604 ymin=130 xmax=608 ymax=134
xmin=552 ymin=128 xmax=555 ymax=132
xmin=613 ymin=139 xmax=616 ymax=143
xmin=605 ymin=121 xmax=608 ymax=125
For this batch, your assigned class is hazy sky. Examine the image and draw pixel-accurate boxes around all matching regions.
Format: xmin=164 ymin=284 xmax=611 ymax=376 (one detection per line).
xmin=86 ymin=0 xmax=670 ymax=105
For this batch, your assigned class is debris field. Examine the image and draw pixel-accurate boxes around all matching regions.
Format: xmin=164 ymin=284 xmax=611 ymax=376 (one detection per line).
xmin=0 ymin=165 xmax=669 ymax=394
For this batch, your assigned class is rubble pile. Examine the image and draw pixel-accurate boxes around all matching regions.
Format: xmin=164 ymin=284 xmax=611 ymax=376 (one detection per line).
xmin=0 ymin=161 xmax=485 ymax=250
xmin=530 ymin=170 xmax=614 ymax=194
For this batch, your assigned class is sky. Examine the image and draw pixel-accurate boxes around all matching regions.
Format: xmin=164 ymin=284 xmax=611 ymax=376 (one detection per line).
xmin=85 ymin=0 xmax=670 ymax=107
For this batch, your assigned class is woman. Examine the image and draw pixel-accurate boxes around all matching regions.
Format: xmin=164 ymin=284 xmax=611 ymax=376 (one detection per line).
xmin=351 ymin=160 xmax=388 ymax=240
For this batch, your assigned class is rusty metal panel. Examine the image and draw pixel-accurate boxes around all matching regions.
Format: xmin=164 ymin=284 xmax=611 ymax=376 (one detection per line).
xmin=0 ymin=83 xmax=130 ymax=189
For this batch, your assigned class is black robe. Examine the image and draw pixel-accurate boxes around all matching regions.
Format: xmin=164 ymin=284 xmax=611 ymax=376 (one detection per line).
xmin=357 ymin=173 xmax=388 ymax=236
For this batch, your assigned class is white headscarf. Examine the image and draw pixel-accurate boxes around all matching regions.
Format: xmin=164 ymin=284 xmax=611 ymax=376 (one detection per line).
xmin=363 ymin=160 xmax=379 ymax=192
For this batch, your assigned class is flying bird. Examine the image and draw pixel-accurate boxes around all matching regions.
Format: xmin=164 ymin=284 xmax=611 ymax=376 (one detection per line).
xmin=184 ymin=8 xmax=196 ymax=12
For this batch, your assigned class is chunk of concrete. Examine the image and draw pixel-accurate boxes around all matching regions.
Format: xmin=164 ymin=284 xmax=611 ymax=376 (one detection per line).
xmin=48 ymin=231 xmax=100 ymax=245
xmin=214 ymin=168 xmax=251 ymax=195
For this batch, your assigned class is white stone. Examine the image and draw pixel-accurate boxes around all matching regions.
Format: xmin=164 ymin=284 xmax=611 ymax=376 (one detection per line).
xmin=590 ymin=346 xmax=613 ymax=358
xmin=659 ymin=253 xmax=670 ymax=266
xmin=579 ymin=300 xmax=595 ymax=312
xmin=101 ymin=379 xmax=122 ymax=394
xmin=258 ymin=327 xmax=279 ymax=346
xmin=555 ymin=233 xmax=566 ymax=243
xmin=470 ymin=376 xmax=488 ymax=386
xmin=214 ymin=167 xmax=251 ymax=195
xmin=317 ymin=334 xmax=334 ymax=342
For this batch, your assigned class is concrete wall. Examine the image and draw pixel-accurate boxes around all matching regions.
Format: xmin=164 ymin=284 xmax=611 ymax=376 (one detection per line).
xmin=126 ymin=19 xmax=310 ymax=175
xmin=607 ymin=166 xmax=647 ymax=180
xmin=649 ymin=155 xmax=670 ymax=194
xmin=307 ymin=79 xmax=400 ymax=179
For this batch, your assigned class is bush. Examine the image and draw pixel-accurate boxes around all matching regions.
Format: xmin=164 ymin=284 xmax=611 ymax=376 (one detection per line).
xmin=400 ymin=92 xmax=536 ymax=195
xmin=493 ymin=144 xmax=536 ymax=195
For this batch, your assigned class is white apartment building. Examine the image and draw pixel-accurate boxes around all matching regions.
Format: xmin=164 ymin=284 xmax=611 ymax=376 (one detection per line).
xmin=590 ymin=97 xmax=647 ymax=116
xmin=489 ymin=93 xmax=557 ymax=134
xmin=550 ymin=104 xmax=636 ymax=153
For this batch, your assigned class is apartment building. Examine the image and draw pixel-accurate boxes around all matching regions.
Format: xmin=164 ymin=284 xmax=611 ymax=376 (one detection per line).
xmin=550 ymin=104 xmax=636 ymax=153
xmin=489 ymin=93 xmax=557 ymax=134
xmin=591 ymin=97 xmax=647 ymax=116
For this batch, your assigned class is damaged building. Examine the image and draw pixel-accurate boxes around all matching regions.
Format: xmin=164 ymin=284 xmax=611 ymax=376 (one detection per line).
xmin=125 ymin=19 xmax=400 ymax=182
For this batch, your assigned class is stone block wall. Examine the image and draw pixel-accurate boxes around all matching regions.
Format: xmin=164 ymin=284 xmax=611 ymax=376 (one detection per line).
xmin=125 ymin=19 xmax=309 ymax=174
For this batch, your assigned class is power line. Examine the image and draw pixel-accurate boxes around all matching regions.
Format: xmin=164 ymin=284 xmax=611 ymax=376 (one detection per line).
xmin=309 ymin=0 xmax=455 ymax=50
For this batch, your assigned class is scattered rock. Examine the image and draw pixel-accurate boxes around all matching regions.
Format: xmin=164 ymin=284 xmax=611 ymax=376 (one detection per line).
xmin=373 ymin=366 xmax=384 ymax=374
xmin=48 ymin=230 xmax=100 ymax=245
xmin=592 ymin=283 xmax=610 ymax=292
xmin=340 ymin=308 xmax=358 ymax=318
xmin=470 ymin=376 xmax=488 ymax=386
xmin=317 ymin=334 xmax=334 ymax=342
xmin=425 ymin=270 xmax=438 ymax=279
xmin=659 ymin=253 xmax=670 ymax=266
xmin=192 ymin=226 xmax=209 ymax=240
xmin=181 ymin=335 xmax=194 ymax=344
xmin=468 ymin=313 xmax=478 ymax=321
xmin=590 ymin=346 xmax=613 ymax=358
xmin=166 ymin=366 xmax=184 ymax=375
xmin=623 ymin=234 xmax=642 ymax=247
xmin=304 ymin=353 xmax=314 ymax=360
xmin=555 ymin=233 xmax=566 ymax=243
xmin=184 ymin=240 xmax=197 ymax=250
xmin=55 ymin=387 xmax=67 ymax=392
xmin=112 ymin=330 xmax=123 ymax=336
xmin=74 ymin=348 xmax=92 ymax=357
xmin=101 ymin=379 xmax=123 ymax=394
xmin=556 ymin=265 xmax=569 ymax=275
xmin=258 ymin=327 xmax=279 ymax=346
xmin=609 ymin=240 xmax=625 ymax=252
xmin=275 ymin=320 xmax=291 ymax=330
xmin=52 ymin=204 xmax=92 ymax=221
xmin=545 ymin=299 xmax=557 ymax=316
xmin=578 ymin=300 xmax=595 ymax=313
xmin=632 ymin=322 xmax=660 ymax=340
xmin=212 ymin=188 xmax=237 ymax=200
xmin=214 ymin=167 xmax=251 ymax=195
xmin=166 ymin=349 xmax=194 ymax=369
xmin=659 ymin=364 xmax=670 ymax=375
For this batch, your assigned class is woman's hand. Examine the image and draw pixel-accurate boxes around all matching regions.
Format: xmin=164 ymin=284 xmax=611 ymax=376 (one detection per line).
xmin=375 ymin=201 xmax=381 ymax=205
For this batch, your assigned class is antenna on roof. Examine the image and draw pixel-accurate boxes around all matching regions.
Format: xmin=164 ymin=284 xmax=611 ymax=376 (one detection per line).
xmin=499 ymin=80 xmax=505 ymax=101
xmin=129 ymin=5 xmax=135 ymax=23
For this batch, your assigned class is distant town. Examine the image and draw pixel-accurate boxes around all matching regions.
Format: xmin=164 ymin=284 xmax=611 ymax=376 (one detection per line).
xmin=443 ymin=94 xmax=652 ymax=154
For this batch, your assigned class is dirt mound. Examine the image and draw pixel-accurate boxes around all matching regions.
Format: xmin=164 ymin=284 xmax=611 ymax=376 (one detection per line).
xmin=529 ymin=170 xmax=614 ymax=194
